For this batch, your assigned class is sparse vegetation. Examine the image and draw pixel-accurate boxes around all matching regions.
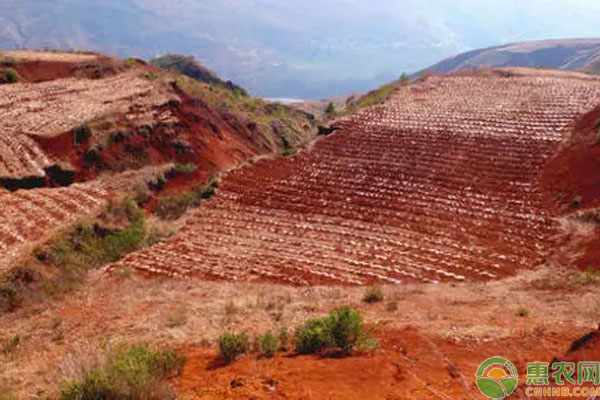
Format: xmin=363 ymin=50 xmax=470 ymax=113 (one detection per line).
xmin=151 ymin=54 xmax=247 ymax=95
xmin=164 ymin=309 xmax=187 ymax=328
xmin=172 ymin=74 xmax=316 ymax=154
xmin=386 ymin=300 xmax=398 ymax=312
xmin=325 ymin=101 xmax=336 ymax=118
xmin=153 ymin=178 xmax=219 ymax=220
xmin=173 ymin=163 xmax=198 ymax=173
xmin=258 ymin=332 xmax=278 ymax=358
xmin=2 ymin=334 xmax=20 ymax=355
xmin=278 ymin=328 xmax=290 ymax=351
xmin=353 ymin=83 xmax=397 ymax=110
xmin=0 ymin=197 xmax=162 ymax=314
xmin=573 ymin=267 xmax=600 ymax=285
xmin=1 ymin=69 xmax=19 ymax=84
xmin=281 ymin=135 xmax=296 ymax=156
xmin=0 ymin=285 xmax=21 ymax=313
xmin=1 ymin=57 xmax=17 ymax=67
xmin=516 ymin=306 xmax=530 ymax=318
xmin=59 ymin=344 xmax=185 ymax=400
xmin=356 ymin=336 xmax=380 ymax=354
xmin=46 ymin=197 xmax=146 ymax=267
xmin=0 ymin=392 xmax=17 ymax=400
xmin=218 ymin=332 xmax=249 ymax=364
xmin=74 ymin=123 xmax=92 ymax=145
xmin=123 ymin=58 xmax=137 ymax=68
xmin=363 ymin=284 xmax=384 ymax=303
xmin=400 ymin=73 xmax=411 ymax=85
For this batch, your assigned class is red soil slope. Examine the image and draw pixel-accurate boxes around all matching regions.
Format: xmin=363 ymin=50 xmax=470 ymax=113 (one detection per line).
xmin=540 ymin=107 xmax=600 ymax=212
xmin=0 ymin=51 xmax=314 ymax=186
xmin=111 ymin=73 xmax=600 ymax=285
xmin=173 ymin=327 xmax=580 ymax=400
xmin=0 ymin=50 xmax=315 ymax=275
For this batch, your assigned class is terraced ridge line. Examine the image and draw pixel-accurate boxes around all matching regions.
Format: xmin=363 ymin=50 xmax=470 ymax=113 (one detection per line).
xmin=110 ymin=74 xmax=600 ymax=285
xmin=0 ymin=70 xmax=176 ymax=179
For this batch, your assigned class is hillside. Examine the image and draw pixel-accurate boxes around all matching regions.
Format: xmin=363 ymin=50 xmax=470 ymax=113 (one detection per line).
xmin=420 ymin=38 xmax=600 ymax=76
xmin=110 ymin=68 xmax=600 ymax=284
xmin=1 ymin=66 xmax=600 ymax=398
xmin=0 ymin=49 xmax=316 ymax=277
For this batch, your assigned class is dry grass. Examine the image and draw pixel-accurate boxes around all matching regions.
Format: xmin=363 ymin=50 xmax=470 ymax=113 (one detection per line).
xmin=0 ymin=50 xmax=99 ymax=63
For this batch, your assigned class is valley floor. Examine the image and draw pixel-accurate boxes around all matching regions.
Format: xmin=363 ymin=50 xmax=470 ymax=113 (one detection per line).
xmin=0 ymin=265 xmax=597 ymax=399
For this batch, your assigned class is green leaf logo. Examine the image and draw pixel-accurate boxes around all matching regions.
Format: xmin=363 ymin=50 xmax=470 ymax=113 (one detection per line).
xmin=475 ymin=357 xmax=519 ymax=399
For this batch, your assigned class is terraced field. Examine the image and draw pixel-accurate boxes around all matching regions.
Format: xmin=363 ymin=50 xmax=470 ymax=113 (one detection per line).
xmin=112 ymin=73 xmax=600 ymax=285
xmin=0 ymin=184 xmax=109 ymax=273
xmin=0 ymin=70 xmax=175 ymax=178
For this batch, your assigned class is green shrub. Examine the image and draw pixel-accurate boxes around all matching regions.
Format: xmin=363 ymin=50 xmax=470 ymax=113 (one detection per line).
xmin=218 ymin=332 xmax=248 ymax=364
xmin=153 ymin=179 xmax=219 ymax=220
xmin=46 ymin=197 xmax=147 ymax=268
xmin=325 ymin=101 xmax=336 ymax=117
xmin=2 ymin=69 xmax=18 ymax=83
xmin=363 ymin=284 xmax=384 ymax=303
xmin=124 ymin=58 xmax=137 ymax=68
xmin=400 ymin=73 xmax=411 ymax=85
xmin=258 ymin=332 xmax=278 ymax=358
xmin=59 ymin=345 xmax=185 ymax=400
xmin=573 ymin=268 xmax=600 ymax=285
xmin=174 ymin=163 xmax=198 ymax=173
xmin=201 ymin=179 xmax=219 ymax=199
xmin=326 ymin=306 xmax=364 ymax=352
xmin=281 ymin=148 xmax=296 ymax=157
xmin=295 ymin=317 xmax=331 ymax=354
xmin=74 ymin=124 xmax=91 ymax=145
xmin=295 ymin=307 xmax=378 ymax=355
xmin=516 ymin=306 xmax=530 ymax=318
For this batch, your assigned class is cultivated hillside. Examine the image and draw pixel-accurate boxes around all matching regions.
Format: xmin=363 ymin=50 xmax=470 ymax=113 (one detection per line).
xmin=2 ymin=66 xmax=600 ymax=398
xmin=0 ymin=49 xmax=316 ymax=276
xmin=111 ymin=68 xmax=600 ymax=285
xmin=420 ymin=38 xmax=600 ymax=76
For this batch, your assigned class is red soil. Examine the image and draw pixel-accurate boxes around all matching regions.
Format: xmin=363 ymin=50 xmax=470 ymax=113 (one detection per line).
xmin=540 ymin=107 xmax=600 ymax=212
xmin=173 ymin=327 xmax=580 ymax=399
xmin=112 ymin=74 xmax=600 ymax=285
xmin=8 ymin=55 xmax=121 ymax=83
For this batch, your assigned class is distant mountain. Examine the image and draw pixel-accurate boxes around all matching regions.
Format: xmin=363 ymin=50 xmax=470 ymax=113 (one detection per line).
xmin=4 ymin=1 xmax=600 ymax=98
xmin=419 ymin=39 xmax=600 ymax=76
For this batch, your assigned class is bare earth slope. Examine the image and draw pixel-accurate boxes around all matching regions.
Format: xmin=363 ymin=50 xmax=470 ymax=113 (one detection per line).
xmin=111 ymin=70 xmax=600 ymax=285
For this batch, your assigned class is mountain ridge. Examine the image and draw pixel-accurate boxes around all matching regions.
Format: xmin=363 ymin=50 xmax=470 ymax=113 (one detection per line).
xmin=419 ymin=38 xmax=600 ymax=76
